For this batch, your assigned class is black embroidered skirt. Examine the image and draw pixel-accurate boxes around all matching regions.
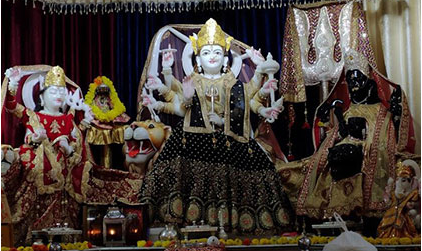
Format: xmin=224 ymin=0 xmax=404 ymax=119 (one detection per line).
xmin=140 ymin=124 xmax=293 ymax=233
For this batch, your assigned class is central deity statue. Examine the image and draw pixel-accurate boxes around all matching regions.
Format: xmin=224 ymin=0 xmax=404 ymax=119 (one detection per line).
xmin=139 ymin=19 xmax=293 ymax=233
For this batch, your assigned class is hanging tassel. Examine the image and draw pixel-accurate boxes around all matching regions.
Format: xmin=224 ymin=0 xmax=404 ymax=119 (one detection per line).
xmin=302 ymin=102 xmax=311 ymax=129
xmin=287 ymin=103 xmax=295 ymax=161
xmin=287 ymin=130 xmax=294 ymax=161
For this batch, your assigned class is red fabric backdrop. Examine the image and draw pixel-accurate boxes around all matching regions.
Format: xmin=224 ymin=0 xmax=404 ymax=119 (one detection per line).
xmin=1 ymin=0 xmax=116 ymax=92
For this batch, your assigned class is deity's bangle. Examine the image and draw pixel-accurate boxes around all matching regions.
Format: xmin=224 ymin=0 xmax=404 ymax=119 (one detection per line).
xmin=184 ymin=99 xmax=193 ymax=109
xmin=155 ymin=101 xmax=164 ymax=111
xmin=158 ymin=86 xmax=170 ymax=96
xmin=8 ymin=88 xmax=17 ymax=96
xmin=161 ymin=67 xmax=172 ymax=76
xmin=26 ymin=135 xmax=40 ymax=147
xmin=80 ymin=119 xmax=92 ymax=130
xmin=257 ymin=106 xmax=265 ymax=118
xmin=258 ymin=90 xmax=267 ymax=100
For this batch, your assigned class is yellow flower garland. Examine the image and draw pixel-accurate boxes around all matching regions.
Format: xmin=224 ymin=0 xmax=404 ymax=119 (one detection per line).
xmin=85 ymin=76 xmax=126 ymax=123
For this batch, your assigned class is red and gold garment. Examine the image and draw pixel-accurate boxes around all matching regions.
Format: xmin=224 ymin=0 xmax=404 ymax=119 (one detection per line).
xmin=3 ymin=94 xmax=92 ymax=244
xmin=1 ymin=70 xmax=142 ymax=246
xmin=295 ymin=66 xmax=416 ymax=219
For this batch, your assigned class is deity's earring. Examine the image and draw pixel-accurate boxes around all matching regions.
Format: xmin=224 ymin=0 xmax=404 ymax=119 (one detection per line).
xmin=197 ymin=64 xmax=202 ymax=73
xmin=223 ymin=57 xmax=228 ymax=73
xmin=40 ymin=96 xmax=44 ymax=107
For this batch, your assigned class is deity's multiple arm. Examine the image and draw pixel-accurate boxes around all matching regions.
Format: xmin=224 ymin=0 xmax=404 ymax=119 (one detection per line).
xmin=144 ymin=45 xmax=285 ymax=124
xmin=246 ymin=47 xmax=266 ymax=93
xmin=142 ymin=74 xmax=186 ymax=117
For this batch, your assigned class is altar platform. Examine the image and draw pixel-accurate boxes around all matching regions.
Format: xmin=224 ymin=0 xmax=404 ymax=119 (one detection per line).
xmin=86 ymin=244 xmax=421 ymax=251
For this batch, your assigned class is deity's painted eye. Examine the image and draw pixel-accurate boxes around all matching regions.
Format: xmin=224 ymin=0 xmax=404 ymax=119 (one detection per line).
xmin=48 ymin=88 xmax=58 ymax=94
xmin=58 ymin=88 xmax=66 ymax=95
xmin=148 ymin=124 xmax=155 ymax=129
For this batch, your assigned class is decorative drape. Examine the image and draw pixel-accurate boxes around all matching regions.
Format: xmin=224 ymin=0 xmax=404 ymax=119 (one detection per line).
xmin=29 ymin=0 xmax=330 ymax=14
xmin=364 ymin=0 xmax=421 ymax=153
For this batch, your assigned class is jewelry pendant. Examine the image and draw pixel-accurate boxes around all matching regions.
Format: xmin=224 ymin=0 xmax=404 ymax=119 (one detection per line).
xmin=212 ymin=137 xmax=217 ymax=147
xmin=182 ymin=137 xmax=187 ymax=148
xmin=225 ymin=140 xmax=231 ymax=149
xmin=248 ymin=148 xmax=253 ymax=155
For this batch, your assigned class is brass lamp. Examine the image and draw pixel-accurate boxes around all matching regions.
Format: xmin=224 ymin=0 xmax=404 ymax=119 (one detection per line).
xmin=103 ymin=207 xmax=126 ymax=246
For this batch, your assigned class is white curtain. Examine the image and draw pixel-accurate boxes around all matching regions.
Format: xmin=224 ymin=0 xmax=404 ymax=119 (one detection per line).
xmin=365 ymin=0 xmax=421 ymax=153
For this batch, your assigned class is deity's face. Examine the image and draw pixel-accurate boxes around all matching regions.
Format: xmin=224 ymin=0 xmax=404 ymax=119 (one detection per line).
xmin=41 ymin=86 xmax=67 ymax=113
xmin=395 ymin=176 xmax=413 ymax=198
xmin=346 ymin=69 xmax=374 ymax=104
xmin=346 ymin=69 xmax=369 ymax=94
xmin=197 ymin=45 xmax=225 ymax=75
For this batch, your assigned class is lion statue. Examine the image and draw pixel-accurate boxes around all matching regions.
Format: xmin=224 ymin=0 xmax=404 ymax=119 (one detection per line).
xmin=123 ymin=120 xmax=171 ymax=177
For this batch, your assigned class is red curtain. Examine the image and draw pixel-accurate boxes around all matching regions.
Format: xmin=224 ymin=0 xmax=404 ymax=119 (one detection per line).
xmin=1 ymin=0 xmax=116 ymax=92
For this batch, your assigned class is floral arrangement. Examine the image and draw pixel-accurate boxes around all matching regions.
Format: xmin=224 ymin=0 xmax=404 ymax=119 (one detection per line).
xmin=1 ymin=241 xmax=92 ymax=251
xmin=84 ymin=76 xmax=126 ymax=123
xmin=135 ymin=236 xmax=421 ymax=247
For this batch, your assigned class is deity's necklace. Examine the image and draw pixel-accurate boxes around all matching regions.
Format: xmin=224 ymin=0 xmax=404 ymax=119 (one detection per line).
xmin=351 ymin=80 xmax=373 ymax=105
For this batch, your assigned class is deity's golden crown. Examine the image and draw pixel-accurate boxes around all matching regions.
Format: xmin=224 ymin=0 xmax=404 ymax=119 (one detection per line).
xmin=396 ymin=161 xmax=416 ymax=178
xmin=344 ymin=49 xmax=369 ymax=76
xmin=44 ymin=66 xmax=66 ymax=88
xmin=190 ymin=18 xmax=233 ymax=55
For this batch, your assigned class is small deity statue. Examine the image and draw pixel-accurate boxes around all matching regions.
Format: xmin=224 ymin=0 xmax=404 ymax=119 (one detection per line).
xmin=378 ymin=160 xmax=420 ymax=238
xmin=84 ymin=76 xmax=130 ymax=168
xmin=138 ymin=19 xmax=293 ymax=233
xmin=296 ymin=49 xmax=416 ymax=235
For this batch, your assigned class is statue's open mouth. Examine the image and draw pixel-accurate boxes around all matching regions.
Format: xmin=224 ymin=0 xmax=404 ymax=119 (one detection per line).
xmin=126 ymin=139 xmax=155 ymax=158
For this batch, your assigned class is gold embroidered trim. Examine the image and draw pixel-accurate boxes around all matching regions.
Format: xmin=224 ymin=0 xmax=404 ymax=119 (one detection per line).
xmin=26 ymin=109 xmax=43 ymax=131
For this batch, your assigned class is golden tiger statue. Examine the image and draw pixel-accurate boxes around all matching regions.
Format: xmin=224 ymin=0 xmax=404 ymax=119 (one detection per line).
xmin=123 ymin=120 xmax=171 ymax=177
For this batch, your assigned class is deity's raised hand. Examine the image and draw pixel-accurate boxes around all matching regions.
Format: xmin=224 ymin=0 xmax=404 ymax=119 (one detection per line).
xmin=32 ymin=128 xmax=47 ymax=143
xmin=261 ymin=79 xmax=278 ymax=95
xmin=246 ymin=47 xmax=265 ymax=67
xmin=182 ymin=76 xmax=195 ymax=101
xmin=145 ymin=75 xmax=165 ymax=91
xmin=5 ymin=67 xmax=22 ymax=93
xmin=141 ymin=88 xmax=157 ymax=107
xmin=161 ymin=44 xmax=177 ymax=69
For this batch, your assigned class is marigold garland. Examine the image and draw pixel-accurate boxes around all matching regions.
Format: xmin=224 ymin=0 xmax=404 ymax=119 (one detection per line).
xmin=134 ymin=236 xmax=422 ymax=247
xmin=85 ymin=76 xmax=126 ymax=123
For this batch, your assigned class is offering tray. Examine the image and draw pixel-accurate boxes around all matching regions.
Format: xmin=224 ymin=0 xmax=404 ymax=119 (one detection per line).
xmin=33 ymin=227 xmax=82 ymax=243
xmin=180 ymin=221 xmax=218 ymax=240
xmin=312 ymin=221 xmax=362 ymax=236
